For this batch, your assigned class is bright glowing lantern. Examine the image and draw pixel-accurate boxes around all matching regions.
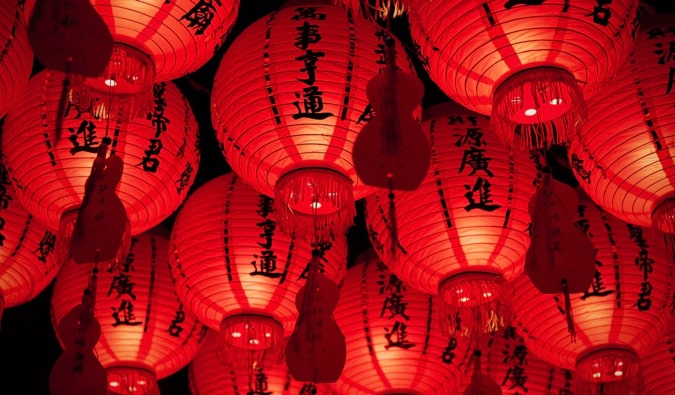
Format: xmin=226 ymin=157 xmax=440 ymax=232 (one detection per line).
xmin=567 ymin=15 xmax=675 ymax=249
xmin=211 ymin=1 xmax=417 ymax=241
xmin=458 ymin=327 xmax=576 ymax=394
xmin=0 ymin=1 xmax=32 ymax=119
xmin=168 ymin=173 xmax=347 ymax=362
xmin=365 ymin=102 xmax=537 ymax=332
xmin=405 ymin=0 xmax=639 ymax=148
xmin=510 ymin=196 xmax=670 ymax=394
xmin=0 ymin=160 xmax=61 ymax=317
xmin=1 ymin=69 xmax=200 ymax=241
xmin=51 ymin=229 xmax=208 ymax=395
xmin=188 ymin=330 xmax=331 ymax=395
xmin=333 ymin=249 xmax=468 ymax=394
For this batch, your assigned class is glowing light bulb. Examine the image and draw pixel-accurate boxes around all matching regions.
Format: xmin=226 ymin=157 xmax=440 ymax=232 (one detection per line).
xmin=104 ymin=79 xmax=117 ymax=87
xmin=550 ymin=98 xmax=563 ymax=105
xmin=231 ymin=331 xmax=242 ymax=338
xmin=483 ymin=292 xmax=492 ymax=298
xmin=109 ymin=381 xmax=120 ymax=388
xmin=249 ymin=338 xmax=260 ymax=345
xmin=459 ymin=296 xmax=470 ymax=303
xmin=614 ymin=370 xmax=624 ymax=377
xmin=524 ymin=108 xmax=537 ymax=116
xmin=592 ymin=372 xmax=602 ymax=379
xmin=311 ymin=201 xmax=322 ymax=209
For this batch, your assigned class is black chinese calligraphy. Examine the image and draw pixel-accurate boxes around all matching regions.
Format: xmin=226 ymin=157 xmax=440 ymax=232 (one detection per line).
xmin=181 ymin=0 xmax=222 ymax=35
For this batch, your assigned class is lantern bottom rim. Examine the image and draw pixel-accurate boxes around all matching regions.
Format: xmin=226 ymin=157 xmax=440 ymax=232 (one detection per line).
xmin=575 ymin=345 xmax=642 ymax=394
xmin=106 ymin=365 xmax=159 ymax=395
xmin=219 ymin=313 xmax=284 ymax=351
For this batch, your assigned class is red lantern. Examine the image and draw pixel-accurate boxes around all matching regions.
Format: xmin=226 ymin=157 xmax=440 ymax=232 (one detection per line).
xmin=1 ymin=69 xmax=200 ymax=246
xmin=52 ymin=0 xmax=240 ymax=120
xmin=210 ymin=1 xmax=417 ymax=241
xmin=510 ymin=195 xmax=671 ymax=394
xmin=458 ymin=327 xmax=576 ymax=394
xmin=0 ymin=160 xmax=61 ymax=317
xmin=567 ymin=15 xmax=675 ymax=252
xmin=405 ymin=0 xmax=639 ymax=148
xmin=641 ymin=320 xmax=675 ymax=394
xmin=365 ymin=102 xmax=538 ymax=332
xmin=0 ymin=1 xmax=32 ymax=119
xmin=189 ymin=330 xmax=332 ymax=395
xmin=51 ymin=229 xmax=208 ymax=395
xmin=168 ymin=173 xmax=347 ymax=363
xmin=332 ymin=249 xmax=469 ymax=394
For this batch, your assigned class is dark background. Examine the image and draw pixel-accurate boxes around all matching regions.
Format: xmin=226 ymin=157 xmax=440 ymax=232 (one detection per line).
xmin=1 ymin=1 xmax=673 ymax=394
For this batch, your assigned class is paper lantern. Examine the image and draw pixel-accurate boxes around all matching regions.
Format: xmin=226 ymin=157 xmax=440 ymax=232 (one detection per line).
xmin=458 ymin=327 xmax=576 ymax=395
xmin=641 ymin=320 xmax=675 ymax=394
xmin=56 ymin=0 xmax=240 ymax=120
xmin=365 ymin=102 xmax=537 ymax=332
xmin=51 ymin=229 xmax=208 ymax=395
xmin=405 ymin=0 xmax=639 ymax=148
xmin=189 ymin=330 xmax=331 ymax=395
xmin=0 ymin=1 xmax=32 ymax=119
xmin=1 ymin=69 xmax=200 ymax=243
xmin=168 ymin=173 xmax=347 ymax=362
xmin=510 ymin=196 xmax=671 ymax=394
xmin=567 ymin=15 xmax=675 ymax=250
xmin=211 ymin=1 xmax=417 ymax=241
xmin=332 ymin=249 xmax=468 ymax=394
xmin=0 ymin=160 xmax=61 ymax=316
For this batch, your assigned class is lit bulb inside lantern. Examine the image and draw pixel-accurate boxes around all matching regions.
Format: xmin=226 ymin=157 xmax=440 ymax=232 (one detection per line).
xmin=614 ymin=370 xmax=624 ymax=377
xmin=249 ymin=338 xmax=259 ymax=345
xmin=264 ymin=332 xmax=271 ymax=338
xmin=592 ymin=372 xmax=602 ymax=379
xmin=482 ymin=292 xmax=492 ymax=298
xmin=311 ymin=201 xmax=322 ymax=209
xmin=524 ymin=108 xmax=537 ymax=116
xmin=104 ymin=78 xmax=117 ymax=87
xmin=109 ymin=381 xmax=120 ymax=388
xmin=550 ymin=98 xmax=563 ymax=105
xmin=231 ymin=331 xmax=242 ymax=338
xmin=459 ymin=296 xmax=470 ymax=303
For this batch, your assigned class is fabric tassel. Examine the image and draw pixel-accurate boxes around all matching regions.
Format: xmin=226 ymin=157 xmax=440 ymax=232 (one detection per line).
xmin=562 ymin=279 xmax=576 ymax=342
xmin=331 ymin=0 xmax=407 ymax=21
xmin=388 ymin=181 xmax=398 ymax=256
xmin=492 ymin=66 xmax=586 ymax=149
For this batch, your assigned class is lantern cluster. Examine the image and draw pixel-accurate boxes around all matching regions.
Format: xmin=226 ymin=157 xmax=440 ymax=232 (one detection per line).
xmin=51 ymin=229 xmax=207 ymax=395
xmin=0 ymin=1 xmax=32 ymax=119
xmin=211 ymin=2 xmax=417 ymax=241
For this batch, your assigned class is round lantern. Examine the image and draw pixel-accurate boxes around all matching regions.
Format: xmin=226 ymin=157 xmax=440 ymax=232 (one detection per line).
xmin=51 ymin=228 xmax=208 ymax=395
xmin=189 ymin=330 xmax=331 ymax=395
xmin=0 ymin=159 xmax=61 ymax=317
xmin=333 ymin=249 xmax=468 ymax=394
xmin=641 ymin=320 xmax=675 ymax=394
xmin=365 ymin=102 xmax=538 ymax=333
xmin=567 ymin=15 xmax=675 ymax=251
xmin=458 ymin=327 xmax=576 ymax=394
xmin=405 ymin=0 xmax=639 ymax=148
xmin=1 ymin=69 xmax=200 ymax=245
xmin=0 ymin=1 xmax=32 ymax=119
xmin=211 ymin=0 xmax=417 ymax=241
xmin=510 ymin=195 xmax=671 ymax=394
xmin=55 ymin=0 xmax=240 ymax=120
xmin=168 ymin=173 xmax=347 ymax=363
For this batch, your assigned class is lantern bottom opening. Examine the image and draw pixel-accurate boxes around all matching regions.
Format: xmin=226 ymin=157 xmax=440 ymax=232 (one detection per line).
xmin=575 ymin=345 xmax=642 ymax=395
xmin=274 ymin=167 xmax=354 ymax=241
xmin=107 ymin=365 xmax=159 ymax=395
xmin=70 ymin=42 xmax=156 ymax=121
xmin=492 ymin=66 xmax=586 ymax=149
xmin=438 ymin=270 xmax=510 ymax=334
xmin=219 ymin=314 xmax=284 ymax=352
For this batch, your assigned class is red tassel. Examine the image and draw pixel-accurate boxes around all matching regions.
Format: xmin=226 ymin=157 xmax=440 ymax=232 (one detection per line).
xmin=388 ymin=180 xmax=398 ymax=256
xmin=562 ymin=279 xmax=576 ymax=342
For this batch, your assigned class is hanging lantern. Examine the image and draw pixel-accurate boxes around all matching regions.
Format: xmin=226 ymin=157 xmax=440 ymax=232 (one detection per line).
xmin=51 ymin=229 xmax=208 ymax=395
xmin=0 ymin=1 xmax=32 ymax=119
xmin=168 ymin=173 xmax=347 ymax=365
xmin=49 ymin=0 xmax=240 ymax=120
xmin=365 ymin=102 xmax=538 ymax=333
xmin=211 ymin=1 xmax=417 ymax=241
xmin=332 ymin=249 xmax=469 ymax=394
xmin=641 ymin=320 xmax=675 ymax=394
xmin=567 ymin=15 xmax=675 ymax=254
xmin=405 ymin=0 xmax=639 ymax=148
xmin=0 ymin=159 xmax=61 ymax=319
xmin=510 ymin=195 xmax=671 ymax=395
xmin=1 ymin=69 xmax=200 ymax=259
xmin=458 ymin=327 xmax=576 ymax=395
xmin=189 ymin=330 xmax=331 ymax=395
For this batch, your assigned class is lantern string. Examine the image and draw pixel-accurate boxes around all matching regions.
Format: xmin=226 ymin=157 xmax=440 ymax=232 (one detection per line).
xmin=561 ymin=279 xmax=576 ymax=343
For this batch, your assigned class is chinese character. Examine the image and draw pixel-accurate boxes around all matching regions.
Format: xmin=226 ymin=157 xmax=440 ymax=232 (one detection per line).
xmin=570 ymin=153 xmax=591 ymax=184
xmin=111 ymin=300 xmax=142 ymax=327
xmin=384 ymin=321 xmax=415 ymax=349
xmin=168 ymin=306 xmax=186 ymax=337
xmin=180 ymin=0 xmax=222 ymax=35
xmin=464 ymin=177 xmax=501 ymax=212
xmin=292 ymin=7 xmax=326 ymax=21
xmin=380 ymin=293 xmax=410 ymax=320
xmin=586 ymin=0 xmax=612 ymax=27
xmin=34 ymin=231 xmax=56 ymax=263
xmin=176 ymin=162 xmax=194 ymax=194
xmin=107 ymin=273 xmax=137 ymax=300
xmin=459 ymin=146 xmax=494 ymax=177
xmin=580 ymin=264 xmax=614 ymax=300
xmin=68 ymin=120 xmax=99 ymax=154
xmin=502 ymin=365 xmax=528 ymax=392
xmin=441 ymin=338 xmax=458 ymax=364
